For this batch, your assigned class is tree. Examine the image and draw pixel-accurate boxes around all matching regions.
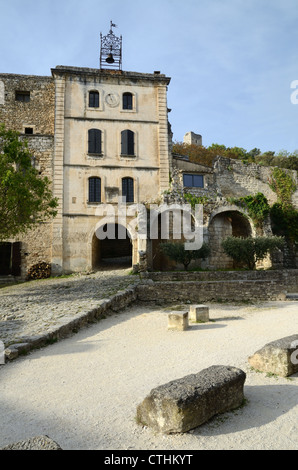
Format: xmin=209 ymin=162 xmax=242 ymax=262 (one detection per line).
xmin=221 ymin=236 xmax=285 ymax=270
xmin=0 ymin=124 xmax=58 ymax=240
xmin=160 ymin=241 xmax=210 ymax=271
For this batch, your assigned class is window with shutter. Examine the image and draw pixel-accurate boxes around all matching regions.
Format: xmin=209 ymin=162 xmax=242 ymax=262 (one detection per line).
xmin=88 ymin=129 xmax=102 ymax=154
xmin=89 ymin=91 xmax=99 ymax=108
xmin=88 ymin=177 xmax=101 ymax=203
xmin=123 ymin=92 xmax=133 ymax=110
xmin=121 ymin=130 xmax=134 ymax=156
xmin=122 ymin=177 xmax=134 ymax=203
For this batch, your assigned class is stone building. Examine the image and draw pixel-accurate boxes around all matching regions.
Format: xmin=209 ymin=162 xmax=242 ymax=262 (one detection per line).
xmin=0 ymin=24 xmax=172 ymax=278
xmin=0 ymin=24 xmax=297 ymax=278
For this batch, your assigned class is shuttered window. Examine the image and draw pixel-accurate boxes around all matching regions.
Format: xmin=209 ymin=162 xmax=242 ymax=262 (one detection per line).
xmin=89 ymin=177 xmax=101 ymax=203
xmin=123 ymin=92 xmax=133 ymax=110
xmin=121 ymin=130 xmax=134 ymax=156
xmin=89 ymin=91 xmax=99 ymax=108
xmin=122 ymin=177 xmax=134 ymax=203
xmin=88 ymin=129 xmax=102 ymax=154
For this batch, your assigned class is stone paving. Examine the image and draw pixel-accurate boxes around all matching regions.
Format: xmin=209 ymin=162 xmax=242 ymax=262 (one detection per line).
xmin=0 ymin=267 xmax=139 ymax=348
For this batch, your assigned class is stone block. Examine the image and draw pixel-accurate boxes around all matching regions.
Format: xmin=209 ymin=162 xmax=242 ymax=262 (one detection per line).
xmin=189 ymin=304 xmax=209 ymax=322
xmin=167 ymin=311 xmax=188 ymax=331
xmin=248 ymin=334 xmax=298 ymax=377
xmin=136 ymin=365 xmax=246 ymax=433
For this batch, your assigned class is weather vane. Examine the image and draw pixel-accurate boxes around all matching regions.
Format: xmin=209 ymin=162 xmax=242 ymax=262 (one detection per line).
xmin=100 ymin=21 xmax=122 ymax=70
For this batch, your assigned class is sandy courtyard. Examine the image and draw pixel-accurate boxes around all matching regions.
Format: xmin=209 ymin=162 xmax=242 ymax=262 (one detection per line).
xmin=0 ymin=300 xmax=297 ymax=450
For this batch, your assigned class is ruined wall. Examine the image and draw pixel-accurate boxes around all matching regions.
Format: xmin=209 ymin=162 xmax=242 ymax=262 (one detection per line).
xmin=213 ymin=157 xmax=298 ymax=207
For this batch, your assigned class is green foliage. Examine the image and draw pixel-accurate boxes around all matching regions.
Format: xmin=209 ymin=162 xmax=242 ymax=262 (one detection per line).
xmin=184 ymin=192 xmax=209 ymax=209
xmin=270 ymin=203 xmax=298 ymax=243
xmin=268 ymin=168 xmax=297 ymax=206
xmin=228 ymin=193 xmax=270 ymax=228
xmin=172 ymin=141 xmax=298 ymax=171
xmin=221 ymin=236 xmax=285 ymax=270
xmin=268 ymin=168 xmax=298 ymax=243
xmin=0 ymin=124 xmax=58 ymax=240
xmin=160 ymin=241 xmax=210 ymax=270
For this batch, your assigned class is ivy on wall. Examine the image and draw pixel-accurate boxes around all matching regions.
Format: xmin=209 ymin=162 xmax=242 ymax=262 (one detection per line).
xmin=268 ymin=168 xmax=298 ymax=244
xmin=227 ymin=193 xmax=270 ymax=228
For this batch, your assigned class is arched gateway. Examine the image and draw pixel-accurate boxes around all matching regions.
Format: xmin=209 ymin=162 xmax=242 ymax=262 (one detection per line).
xmin=207 ymin=206 xmax=254 ymax=269
xmin=91 ymin=223 xmax=133 ymax=269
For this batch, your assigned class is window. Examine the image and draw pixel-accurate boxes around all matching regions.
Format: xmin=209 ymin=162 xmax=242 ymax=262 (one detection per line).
xmin=24 ymin=127 xmax=33 ymax=135
xmin=121 ymin=130 xmax=134 ymax=156
xmin=88 ymin=177 xmax=101 ymax=203
xmin=89 ymin=91 xmax=99 ymax=108
xmin=15 ymin=91 xmax=30 ymax=102
xmin=122 ymin=177 xmax=134 ymax=203
xmin=183 ymin=174 xmax=204 ymax=188
xmin=123 ymin=92 xmax=133 ymax=110
xmin=88 ymin=129 xmax=102 ymax=154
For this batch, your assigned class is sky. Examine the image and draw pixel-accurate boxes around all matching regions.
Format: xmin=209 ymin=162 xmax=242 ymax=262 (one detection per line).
xmin=1 ymin=0 xmax=298 ymax=154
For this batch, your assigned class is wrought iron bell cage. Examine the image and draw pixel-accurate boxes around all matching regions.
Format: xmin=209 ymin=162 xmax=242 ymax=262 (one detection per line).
xmin=100 ymin=21 xmax=122 ymax=70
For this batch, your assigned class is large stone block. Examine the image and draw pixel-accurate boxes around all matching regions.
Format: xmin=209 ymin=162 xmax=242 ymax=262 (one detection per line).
xmin=248 ymin=334 xmax=298 ymax=377
xmin=136 ymin=365 xmax=246 ymax=433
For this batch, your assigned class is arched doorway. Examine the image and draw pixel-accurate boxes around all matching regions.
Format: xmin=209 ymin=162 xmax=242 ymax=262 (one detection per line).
xmin=92 ymin=223 xmax=132 ymax=269
xmin=208 ymin=209 xmax=253 ymax=269
xmin=151 ymin=208 xmax=198 ymax=271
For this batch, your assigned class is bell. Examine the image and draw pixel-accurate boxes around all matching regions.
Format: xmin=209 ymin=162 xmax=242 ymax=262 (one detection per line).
xmin=106 ymin=53 xmax=115 ymax=64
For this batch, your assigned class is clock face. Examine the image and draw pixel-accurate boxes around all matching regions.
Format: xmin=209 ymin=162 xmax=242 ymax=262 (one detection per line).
xmin=105 ymin=93 xmax=120 ymax=107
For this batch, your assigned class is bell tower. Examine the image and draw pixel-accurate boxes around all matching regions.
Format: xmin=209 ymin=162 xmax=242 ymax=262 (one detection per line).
xmin=100 ymin=21 xmax=122 ymax=70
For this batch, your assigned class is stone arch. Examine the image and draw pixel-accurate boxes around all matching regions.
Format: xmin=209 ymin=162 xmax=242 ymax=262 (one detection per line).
xmin=149 ymin=204 xmax=200 ymax=271
xmin=90 ymin=220 xmax=135 ymax=270
xmin=207 ymin=206 xmax=254 ymax=269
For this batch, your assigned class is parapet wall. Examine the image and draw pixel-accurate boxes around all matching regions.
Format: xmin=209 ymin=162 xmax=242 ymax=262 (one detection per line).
xmin=137 ymin=269 xmax=298 ymax=303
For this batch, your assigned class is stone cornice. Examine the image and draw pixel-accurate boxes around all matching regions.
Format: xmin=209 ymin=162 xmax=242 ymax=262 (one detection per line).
xmin=51 ymin=66 xmax=171 ymax=85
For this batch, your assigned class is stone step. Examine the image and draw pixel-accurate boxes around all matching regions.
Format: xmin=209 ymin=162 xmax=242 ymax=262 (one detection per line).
xmin=286 ymin=293 xmax=298 ymax=300
xmin=0 ymin=276 xmax=16 ymax=284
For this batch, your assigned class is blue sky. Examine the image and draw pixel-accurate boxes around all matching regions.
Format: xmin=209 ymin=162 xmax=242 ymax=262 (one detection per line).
xmin=1 ymin=0 xmax=298 ymax=153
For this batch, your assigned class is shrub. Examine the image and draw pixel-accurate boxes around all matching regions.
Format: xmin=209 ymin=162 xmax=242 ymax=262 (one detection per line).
xmin=160 ymin=241 xmax=210 ymax=271
xmin=221 ymin=236 xmax=285 ymax=270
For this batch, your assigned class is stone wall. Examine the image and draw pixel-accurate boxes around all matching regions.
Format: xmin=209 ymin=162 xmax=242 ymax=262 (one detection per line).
xmin=0 ymin=74 xmax=55 ymax=135
xmin=137 ymin=269 xmax=298 ymax=303
xmin=213 ymin=157 xmax=298 ymax=207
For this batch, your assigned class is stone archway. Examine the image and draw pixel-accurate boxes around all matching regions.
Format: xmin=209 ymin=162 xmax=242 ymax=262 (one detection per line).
xmin=150 ymin=206 xmax=198 ymax=271
xmin=208 ymin=208 xmax=253 ymax=269
xmin=92 ymin=223 xmax=133 ymax=270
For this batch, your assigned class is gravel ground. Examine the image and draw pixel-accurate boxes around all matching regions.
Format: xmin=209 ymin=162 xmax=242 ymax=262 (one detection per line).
xmin=0 ymin=283 xmax=297 ymax=450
